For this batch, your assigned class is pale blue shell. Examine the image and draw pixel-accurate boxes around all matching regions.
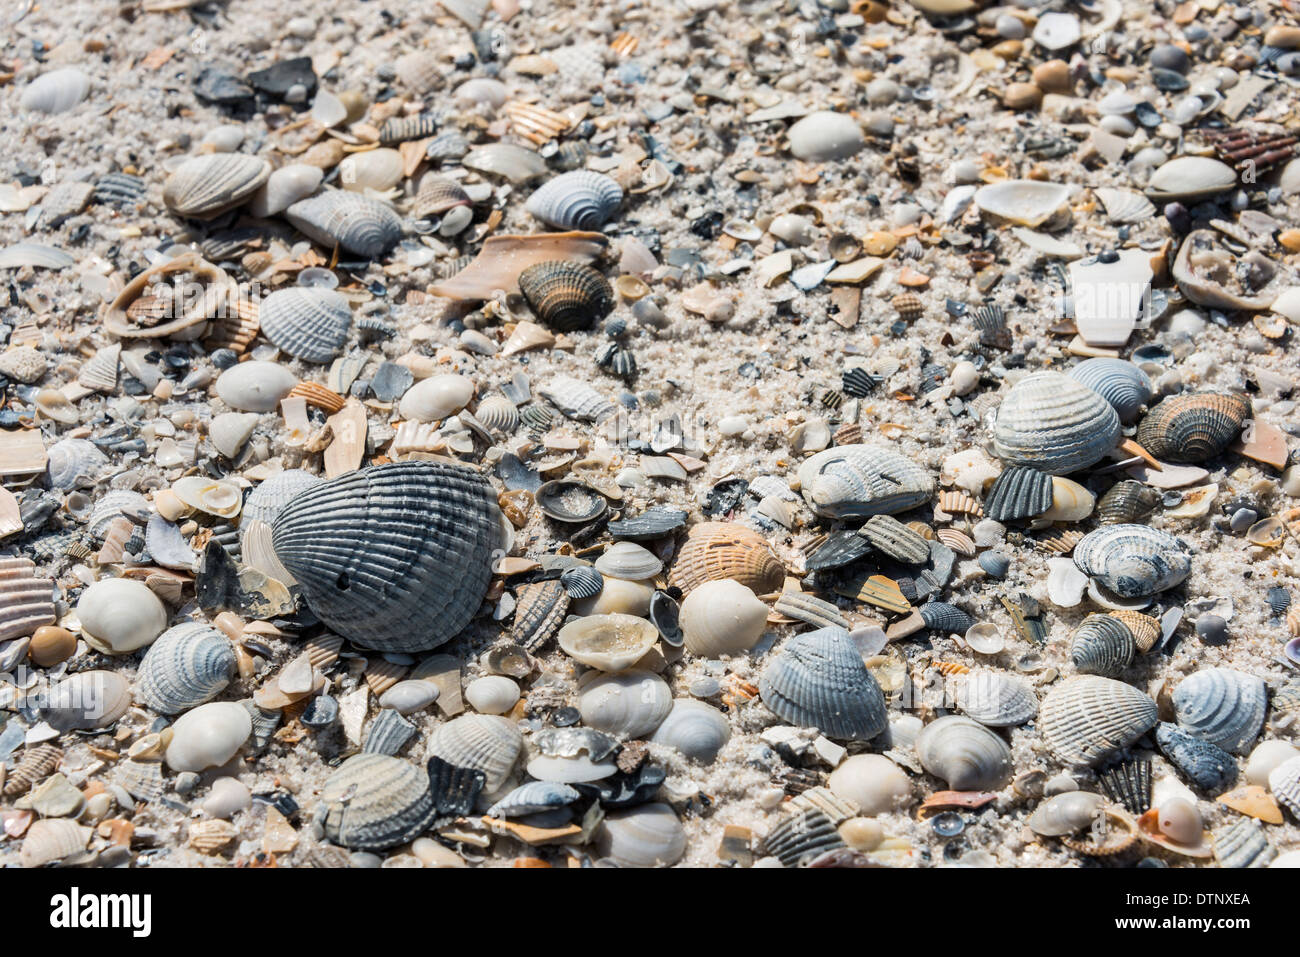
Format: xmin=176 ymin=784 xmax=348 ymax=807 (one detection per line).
xmin=135 ymin=622 xmax=237 ymax=715
xmin=525 ymin=170 xmax=623 ymax=230
xmin=1072 ymin=524 xmax=1191 ymax=598
xmin=1171 ymin=667 xmax=1266 ymax=754
xmin=759 ymin=626 xmax=888 ymax=740
xmin=1069 ymin=358 xmax=1153 ymax=423
xmin=259 ymin=287 xmax=352 ymax=363
xmin=286 ymin=191 xmax=402 ymax=258
xmin=991 ymin=371 xmax=1121 ymax=474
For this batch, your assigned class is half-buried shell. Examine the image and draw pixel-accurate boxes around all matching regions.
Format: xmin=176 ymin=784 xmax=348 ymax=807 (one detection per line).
xmin=1134 ymin=392 xmax=1250 ymax=464
xmin=163 ymin=153 xmax=271 ymax=220
xmin=1068 ymin=358 xmax=1153 ymax=424
xmin=983 ymin=466 xmax=1053 ymax=521
xmin=954 ymin=671 xmax=1038 ymax=727
xmin=426 ymin=714 xmax=522 ymax=792
xmin=314 ymin=753 xmax=436 ymax=850
xmin=517 ymin=260 xmax=614 ymax=332
xmin=258 ymin=287 xmax=352 ymax=363
xmin=759 ymin=626 xmax=888 ymax=740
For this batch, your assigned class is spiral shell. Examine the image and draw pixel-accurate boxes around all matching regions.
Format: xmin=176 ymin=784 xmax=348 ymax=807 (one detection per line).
xmin=1068 ymin=358 xmax=1153 ymax=424
xmin=315 ymin=753 xmax=436 ymax=851
xmin=135 ymin=622 xmax=237 ymax=715
xmin=525 ymin=170 xmax=623 ymax=230
xmin=518 ymin=260 xmax=614 ymax=331
xmin=990 ymin=371 xmax=1121 ymax=474
xmin=796 ymin=444 xmax=935 ymax=518
xmin=1096 ymin=480 xmax=1160 ymax=525
xmin=595 ymin=802 xmax=687 ymax=867
xmin=578 ymin=670 xmax=673 ymax=738
xmin=759 ymin=626 xmax=888 ymax=741
xmin=916 ymin=715 xmax=1014 ymax=791
xmin=983 ymin=466 xmax=1053 ymax=521
xmin=163 ymin=153 xmax=271 ymax=220
xmin=270 ymin=462 xmax=499 ymax=652
xmin=286 ymin=191 xmax=402 ymax=258
xmin=1039 ymin=675 xmax=1158 ymax=766
xmin=1171 ymin=667 xmax=1266 ymax=754
xmin=1134 ymin=392 xmax=1250 ymax=464
xmin=426 ymin=714 xmax=523 ymax=791
xmin=1155 ymin=722 xmax=1237 ymax=792
xmin=258 ymin=287 xmax=352 ymax=363
xmin=669 ymin=521 xmax=785 ymax=596
xmin=954 ymin=671 xmax=1039 ymax=727
xmin=45 ymin=437 xmax=107 ymax=491
xmin=1070 ymin=614 xmax=1136 ymax=678
xmin=538 ymin=376 xmax=616 ymax=423
xmin=1072 ymin=524 xmax=1192 ymax=598
xmin=648 ymin=699 xmax=732 ymax=762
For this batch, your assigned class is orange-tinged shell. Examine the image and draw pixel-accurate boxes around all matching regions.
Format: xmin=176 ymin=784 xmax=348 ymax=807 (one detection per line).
xmin=669 ymin=522 xmax=785 ymax=596
xmin=1135 ymin=392 xmax=1250 ymax=464
xmin=1108 ymin=608 xmax=1161 ymax=653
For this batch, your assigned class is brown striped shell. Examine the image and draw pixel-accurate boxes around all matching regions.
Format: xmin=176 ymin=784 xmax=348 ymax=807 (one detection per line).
xmin=1134 ymin=392 xmax=1250 ymax=464
xmin=517 ymin=260 xmax=614 ymax=332
xmin=413 ymin=174 xmax=472 ymax=219
xmin=668 ymin=522 xmax=785 ymax=596
xmin=1096 ymin=480 xmax=1160 ymax=525
xmin=2 ymin=744 xmax=62 ymax=797
xmin=1108 ymin=609 xmax=1161 ymax=653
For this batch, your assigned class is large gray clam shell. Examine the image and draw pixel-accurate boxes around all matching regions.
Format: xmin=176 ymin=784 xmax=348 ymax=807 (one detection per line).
xmin=1039 ymin=675 xmax=1158 ymax=766
xmin=1068 ymin=358 xmax=1153 ymax=424
xmin=258 ymin=287 xmax=352 ymax=363
xmin=135 ymin=622 xmax=237 ymax=715
xmin=314 ymin=753 xmax=436 ymax=850
xmin=1171 ymin=667 xmax=1266 ymax=754
xmin=163 ymin=153 xmax=271 ymax=220
xmin=525 ymin=170 xmax=623 ymax=230
xmin=1072 ymin=524 xmax=1192 ymax=598
xmin=759 ymin=626 xmax=888 ymax=740
xmin=990 ymin=371 xmax=1120 ymax=474
xmin=915 ymin=715 xmax=1014 ymax=790
xmin=270 ymin=461 xmax=499 ymax=652
xmin=286 ymin=191 xmax=402 ymax=258
xmin=796 ymin=444 xmax=934 ymax=519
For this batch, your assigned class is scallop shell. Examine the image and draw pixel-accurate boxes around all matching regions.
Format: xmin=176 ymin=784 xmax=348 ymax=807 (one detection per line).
xmin=1269 ymin=755 xmax=1300 ymax=819
xmin=46 ymin=437 xmax=108 ymax=490
xmin=1145 ymin=156 xmax=1237 ymax=201
xmin=1039 ymin=675 xmax=1158 ymax=766
xmin=426 ymin=714 xmax=523 ymax=791
xmin=759 ymin=626 xmax=888 ymax=740
xmin=135 ymin=622 xmax=237 ymax=715
xmin=1069 ymin=358 xmax=1153 ymax=424
xmin=1093 ymin=187 xmax=1156 ymax=225
xmin=1155 ymin=722 xmax=1237 ymax=792
xmin=973 ymin=179 xmax=1071 ymax=227
xmin=796 ymin=444 xmax=935 ymax=518
xmin=315 ymin=753 xmax=436 ymax=850
xmin=594 ymin=541 xmax=662 ymax=581
xmin=578 ymin=670 xmax=673 ymax=738
xmin=919 ymin=601 xmax=975 ymax=634
xmin=538 ymin=376 xmax=615 ymax=423
xmin=42 ymin=670 xmax=131 ymax=732
xmin=525 ymin=170 xmax=623 ymax=230
xmin=270 ymin=462 xmax=499 ymax=652
xmin=1096 ymin=480 xmax=1160 ymax=525
xmin=1072 ymin=524 xmax=1192 ymax=598
xmin=954 ymin=671 xmax=1039 ymax=727
xmin=487 ymin=782 xmax=581 ymax=819
xmin=116 ymin=758 xmax=165 ymax=802
xmin=669 ymin=522 xmax=785 ymax=596
xmin=1135 ymin=392 xmax=1250 ymax=464
xmin=77 ymin=343 xmax=120 ymax=393
xmin=859 ymin=514 xmax=930 ymax=564
xmin=0 ymin=557 xmax=55 ymax=643
xmin=557 ymin=613 xmax=659 ymax=672
xmin=1172 ymin=229 xmax=1285 ymax=310
xmin=1026 ymin=791 xmax=1107 ymax=837
xmin=412 ymin=174 xmax=472 ymax=219
xmin=285 ymin=191 xmax=402 ymax=258
xmin=474 ymin=395 xmax=519 ymax=434
xmin=517 ymin=260 xmax=614 ymax=332
xmin=983 ymin=466 xmax=1053 ymax=521
xmin=560 ymin=566 xmax=604 ymax=599
xmin=762 ymin=808 xmax=845 ymax=866
xmin=1070 ymin=614 xmax=1136 ymax=678
xmin=1213 ymin=817 xmax=1276 ymax=869
xmin=647 ymin=699 xmax=732 ymax=762
xmin=596 ymin=802 xmax=687 ymax=867
xmin=163 ymin=153 xmax=271 ymax=220
xmin=679 ymin=579 xmax=769 ymax=657
xmin=990 ymin=371 xmax=1121 ymax=474
xmin=1172 ymin=668 xmax=1267 ymax=754
xmin=915 ymin=715 xmax=1014 ymax=791
xmin=258 ymin=287 xmax=352 ymax=363
xmin=20 ymin=819 xmax=90 ymax=868
xmin=338 ymin=148 xmax=404 ymax=193
xmin=511 ymin=580 xmax=570 ymax=651
xmin=20 ymin=68 xmax=91 ymax=115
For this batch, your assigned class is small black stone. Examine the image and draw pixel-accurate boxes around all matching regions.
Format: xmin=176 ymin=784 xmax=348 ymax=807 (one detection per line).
xmin=246 ymin=57 xmax=317 ymax=100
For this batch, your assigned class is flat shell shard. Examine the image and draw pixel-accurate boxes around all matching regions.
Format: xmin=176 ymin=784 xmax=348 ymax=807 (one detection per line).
xmin=1212 ymin=818 xmax=1275 ymax=869
xmin=797 ymin=444 xmax=935 ymax=518
xmin=858 ymin=514 xmax=930 ymax=564
xmin=1097 ymin=758 xmax=1151 ymax=815
xmin=427 ymin=756 xmax=487 ymax=821
xmin=1039 ymin=675 xmax=1158 ymax=766
xmin=804 ymin=530 xmax=873 ymax=572
xmin=773 ymin=591 xmax=848 ymax=629
xmin=362 ymin=708 xmax=417 ymax=756
xmin=1093 ymin=188 xmax=1156 ymax=224
xmin=973 ymin=179 xmax=1071 ymax=227
xmin=835 ymin=574 xmax=912 ymax=615
xmin=1135 ymin=392 xmax=1250 ymax=464
xmin=270 ymin=462 xmax=499 ymax=652
xmin=1068 ymin=249 xmax=1152 ymax=347
xmin=315 ymin=753 xmax=436 ymax=851
xmin=1072 ymin=524 xmax=1192 ymax=598
xmin=1171 ymin=668 xmax=1266 ymax=754
xmin=990 ymin=371 xmax=1121 ymax=474
xmin=763 ymin=808 xmax=846 ymax=866
xmin=759 ymin=626 xmax=888 ymax=740
xmin=430 ymin=231 xmax=608 ymax=301
xmin=983 ymin=466 xmax=1053 ymax=521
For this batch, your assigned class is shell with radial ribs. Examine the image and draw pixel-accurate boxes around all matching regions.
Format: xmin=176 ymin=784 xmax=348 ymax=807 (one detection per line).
xmin=313 ymin=753 xmax=437 ymax=851
xmin=538 ymin=376 xmax=616 ymax=423
xmin=1068 ymin=358 xmax=1153 ymax=424
xmin=270 ymin=462 xmax=499 ymax=652
xmin=1171 ymin=667 xmax=1266 ymax=754
xmin=426 ymin=714 xmax=523 ymax=791
xmin=46 ymin=438 xmax=108 ymax=491
xmin=990 ymin=371 xmax=1121 ymax=474
xmin=983 ymin=466 xmax=1053 ymax=521
xmin=1269 ymin=755 xmax=1300 ymax=820
xmin=796 ymin=444 xmax=935 ymax=518
xmin=518 ymin=260 xmax=614 ymax=332
xmin=954 ymin=671 xmax=1039 ymax=726
xmin=474 ymin=395 xmax=519 ymax=434
xmin=135 ymin=622 xmax=238 ymax=715
xmin=257 ymin=287 xmax=352 ymax=363
xmin=1134 ymin=392 xmax=1250 ymax=464
xmin=413 ymin=174 xmax=471 ymax=219
xmin=668 ymin=521 xmax=785 ymax=596
xmin=1069 ymin=614 xmax=1136 ymax=678
xmin=511 ymin=579 xmax=570 ymax=651
xmin=285 ymin=191 xmax=402 ymax=258
xmin=915 ymin=715 xmax=1014 ymax=790
xmin=0 ymin=557 xmax=56 ymax=643
xmin=163 ymin=153 xmax=271 ymax=219
xmin=759 ymin=626 xmax=888 ymax=740
xmin=1072 ymin=524 xmax=1192 ymax=598
xmin=1039 ymin=675 xmax=1158 ymax=766
xmin=1096 ymin=480 xmax=1160 ymax=525
xmin=525 ymin=170 xmax=623 ymax=230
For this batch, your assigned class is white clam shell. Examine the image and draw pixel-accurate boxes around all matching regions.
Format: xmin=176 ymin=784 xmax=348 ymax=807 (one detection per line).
xmin=165 ymin=701 xmax=253 ymax=772
xmin=787 ymin=110 xmax=865 ymax=162
xmin=797 ymin=444 xmax=934 ymax=518
xmin=215 ymin=360 xmax=297 ymax=412
xmin=679 ymin=578 xmax=768 ymax=657
xmin=426 ymin=713 xmax=522 ymax=791
xmin=474 ymin=395 xmax=519 ymax=433
xmin=209 ymin=411 xmax=260 ymax=459
xmin=991 ymin=371 xmax=1120 ymax=474
xmin=578 ymin=670 xmax=672 ymax=738
xmin=259 ymin=287 xmax=352 ymax=363
xmin=163 ymin=153 xmax=271 ymax=220
xmin=647 ymin=699 xmax=731 ymax=762
xmin=286 ymin=190 xmax=402 ymax=258
xmin=76 ymin=577 xmax=168 ymax=655
xmin=1027 ymin=791 xmax=1106 ymax=836
xmin=463 ymin=143 xmax=548 ymax=183
xmin=42 ymin=670 xmax=131 ymax=731
xmin=974 ymin=180 xmax=1071 ymax=227
xmin=915 ymin=715 xmax=1013 ymax=790
xmin=463 ymin=676 xmax=520 ymax=715
xmin=525 ymin=170 xmax=623 ymax=230
xmin=1093 ymin=187 xmax=1155 ymax=224
xmin=338 ymin=148 xmax=405 ymax=193
xmin=1146 ymin=156 xmax=1237 ymax=201
xmin=595 ymin=802 xmax=687 ymax=867
xmin=826 ymin=754 xmax=912 ymax=814
xmin=248 ymin=163 xmax=323 ymax=217
xmin=558 ymin=613 xmax=659 ymax=672
xmin=21 ymin=819 xmax=90 ymax=868
xmin=954 ymin=671 xmax=1039 ymax=727
xmin=594 ymin=541 xmax=663 ymax=581
xmin=398 ymin=373 xmax=474 ymax=423
xmin=20 ymin=68 xmax=91 ymax=114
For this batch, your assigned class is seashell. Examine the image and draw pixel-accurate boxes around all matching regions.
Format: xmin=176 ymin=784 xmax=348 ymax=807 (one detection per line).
xmin=243 ymin=470 xmax=322 ymax=528
xmin=648 ymin=699 xmax=732 ymax=762
xmin=77 ymin=577 xmax=168 ymax=655
xmin=487 ymin=781 xmax=582 ymax=819
xmin=1156 ymin=722 xmax=1237 ymax=792
xmin=0 ymin=242 xmax=74 ymax=270
xmin=338 ymin=148 xmax=404 ymax=192
xmin=163 ymin=153 xmax=271 ymax=220
xmin=594 ymin=542 xmax=662 ymax=581
xmin=103 ymin=252 xmax=240 ymax=339
xmin=247 ymin=163 xmax=323 ymax=217
xmin=172 ymin=476 xmax=242 ymax=519
xmin=1109 ymin=608 xmax=1161 ymax=653
xmin=135 ymin=622 xmax=237 ymax=715
xmin=1172 ymin=668 xmax=1266 ymax=754
xmin=1096 ymin=480 xmax=1160 ymax=525
xmin=398 ymin=373 xmax=474 ymax=423
xmin=3 ymin=744 xmax=62 ymax=798
xmin=964 ymin=622 xmax=1005 ymax=654
xmin=916 ymin=715 xmax=1013 ymax=791
xmin=1174 ymin=229 xmax=1286 ymax=310
xmin=1072 ymin=524 xmax=1192 ymax=598
xmin=189 ymin=819 xmax=239 ymax=854
xmin=679 ymin=579 xmax=769 ymax=657
xmin=669 ymin=522 xmax=785 ymax=596
xmin=760 ymin=626 xmax=888 ymax=740
xmin=558 ymin=613 xmax=659 ymax=672
xmin=773 ymin=591 xmax=848 ymax=629
xmin=786 ymin=110 xmax=864 ymax=162
xmin=45 ymin=438 xmax=107 ymax=491
xmin=525 ymin=170 xmax=623 ymax=230
xmin=1269 ymin=755 xmax=1300 ymax=819
xmin=286 ymin=191 xmax=402 ymax=258
xmin=425 ymin=130 xmax=471 ymax=162
xmin=596 ymin=802 xmax=687 ymax=867
xmin=763 ymin=808 xmax=846 ymax=866
xmin=539 ymin=376 xmax=615 ymax=423
xmin=42 ymin=670 xmax=131 ymax=732
xmin=511 ymin=580 xmax=570 ymax=651
xmin=1213 ymin=818 xmax=1276 ymax=869
xmin=86 ymin=489 xmax=148 ymax=539
xmin=1145 ymin=156 xmax=1237 ymax=202
xmin=258 ymin=287 xmax=352 ymax=363
xmin=379 ymin=113 xmax=439 ymax=145
xmin=20 ymin=68 xmax=91 ymax=114
xmin=560 ymin=566 xmax=603 ymax=599
xmin=475 ymin=395 xmax=519 ymax=434
xmin=362 ymin=708 xmax=417 ymax=755
xmin=1134 ymin=392 xmax=1250 ymax=464
xmin=0 ymin=558 xmax=53 ymax=646
xmin=954 ymin=671 xmax=1038 ymax=727
xmin=990 ymin=372 xmax=1120 ymax=474
xmin=1039 ymin=676 xmax=1158 ymax=766
xmin=517 ymin=260 xmax=614 ymax=332
xmin=463 ymin=142 xmax=549 ymax=183
xmin=1093 ymin=187 xmax=1156 ymax=224
xmin=1096 ymin=757 xmax=1151 ymax=815
xmin=578 ymin=670 xmax=673 ymax=738
xmin=1068 ymin=249 xmax=1153 ymax=347
xmin=215 ymin=361 xmax=297 ymax=413
xmin=535 ymin=480 xmax=607 ymax=523
xmin=431 ymin=230 xmax=607 ymax=300
xmin=983 ymin=466 xmax=1053 ymax=521
xmin=797 ymin=444 xmax=935 ymax=518
xmin=919 ymin=601 xmax=975 ymax=634
xmin=1027 ymin=791 xmax=1107 ymax=837
xmin=859 ymin=514 xmax=930 ymax=564
xmin=271 ymin=462 xmax=498 ymax=652
xmin=1070 ymin=614 xmax=1136 ymax=678
xmin=426 ymin=714 xmax=522 ymax=791
xmin=21 ymin=819 xmax=90 ymax=868
xmin=315 ymin=753 xmax=436 ymax=850
xmin=77 ymin=343 xmax=120 ymax=393
xmin=463 ymin=676 xmax=518 ymax=715
xmin=973 ymin=179 xmax=1071 ymax=227
xmin=412 ymin=174 xmax=472 ymax=220
xmin=648 ymin=590 xmax=684 ymax=647
xmin=1069 ymin=358 xmax=1152 ymax=424
xmin=165 ymin=701 xmax=252 ymax=772
xmin=1041 ymin=477 xmax=1095 ymax=523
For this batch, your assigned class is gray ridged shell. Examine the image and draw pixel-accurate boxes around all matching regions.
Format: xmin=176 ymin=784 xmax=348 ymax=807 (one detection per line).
xmin=1096 ymin=480 xmax=1160 ymax=525
xmin=858 ymin=514 xmax=930 ymax=564
xmin=1072 ymin=524 xmax=1192 ymax=598
xmin=511 ymin=580 xmax=570 ymax=650
xmin=1135 ymin=392 xmax=1250 ymax=464
xmin=286 ymin=191 xmax=402 ymax=258
xmin=796 ymin=444 xmax=935 ymax=519
xmin=954 ymin=671 xmax=1039 ymax=727
xmin=1068 ymin=358 xmax=1153 ymax=424
xmin=1212 ymin=818 xmax=1276 ymax=869
xmin=983 ymin=466 xmax=1053 ymax=521
xmin=1039 ymin=675 xmax=1158 ymax=766
xmin=607 ymin=507 xmax=689 ymax=540
xmin=772 ymin=591 xmax=848 ymax=629
xmin=474 ymin=395 xmax=519 ymax=434
xmin=379 ymin=113 xmax=439 ymax=145
xmin=990 ymin=371 xmax=1121 ymax=474
xmin=1155 ymin=722 xmax=1237 ymax=792
xmin=977 ymin=551 xmax=1011 ymax=578
xmin=762 ymin=808 xmax=845 ymax=867
xmin=163 ymin=154 xmax=271 ymax=220
xmin=539 ymin=376 xmax=616 ymax=423
xmin=525 ymin=170 xmax=623 ymax=230
xmin=919 ymin=601 xmax=975 ymax=633
xmin=916 ymin=715 xmax=1014 ymax=790
xmin=258 ymin=287 xmax=352 ymax=363
xmin=413 ymin=174 xmax=471 ymax=218
xmin=135 ymin=622 xmax=237 ymax=715
xmin=1070 ymin=614 xmax=1136 ymax=678
xmin=45 ymin=438 xmax=108 ymax=491
xmin=314 ymin=753 xmax=436 ymax=851
xmin=362 ymin=708 xmax=417 ymax=756
xmin=1171 ymin=667 xmax=1266 ymax=754
xmin=487 ymin=781 xmax=581 ymax=818
xmin=647 ymin=699 xmax=731 ymax=762
xmin=759 ymin=626 xmax=888 ymax=740
xmin=243 ymin=469 xmax=323 ymax=526
xmin=270 ymin=462 xmax=498 ymax=652
xmin=518 ymin=260 xmax=614 ymax=332
xmin=87 ymin=489 xmax=149 ymax=537
xmin=560 ymin=566 xmax=604 ymax=599
xmin=426 ymin=714 xmax=523 ymax=792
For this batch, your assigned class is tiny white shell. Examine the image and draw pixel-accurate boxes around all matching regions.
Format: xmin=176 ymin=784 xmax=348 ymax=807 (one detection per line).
xmin=464 ymin=676 xmax=521 ymax=715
